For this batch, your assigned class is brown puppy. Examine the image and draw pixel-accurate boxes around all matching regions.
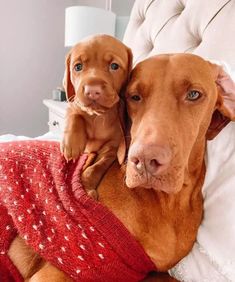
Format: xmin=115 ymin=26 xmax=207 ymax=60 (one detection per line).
xmin=61 ymin=34 xmax=132 ymax=198
xmin=7 ymin=54 xmax=235 ymax=281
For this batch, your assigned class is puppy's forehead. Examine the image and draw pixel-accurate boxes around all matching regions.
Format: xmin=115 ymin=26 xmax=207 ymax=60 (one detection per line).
xmin=70 ymin=36 xmax=128 ymax=62
xmin=131 ymin=54 xmax=213 ymax=84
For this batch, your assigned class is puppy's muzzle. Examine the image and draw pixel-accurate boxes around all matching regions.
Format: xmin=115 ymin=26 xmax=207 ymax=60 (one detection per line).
xmin=84 ymin=84 xmax=103 ymax=101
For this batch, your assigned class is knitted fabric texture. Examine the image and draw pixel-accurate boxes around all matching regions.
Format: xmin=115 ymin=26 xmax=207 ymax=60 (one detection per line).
xmin=0 ymin=140 xmax=155 ymax=282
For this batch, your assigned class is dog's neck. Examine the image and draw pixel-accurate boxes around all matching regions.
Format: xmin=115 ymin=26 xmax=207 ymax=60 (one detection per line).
xmin=98 ymin=139 xmax=206 ymax=271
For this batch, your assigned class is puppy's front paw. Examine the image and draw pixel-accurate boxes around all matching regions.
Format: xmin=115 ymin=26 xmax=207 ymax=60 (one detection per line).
xmin=61 ymin=133 xmax=84 ymax=161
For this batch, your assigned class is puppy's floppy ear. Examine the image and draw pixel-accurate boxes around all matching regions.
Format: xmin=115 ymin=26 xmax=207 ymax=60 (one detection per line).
xmin=117 ymin=98 xmax=131 ymax=165
xmin=126 ymin=47 xmax=133 ymax=78
xmin=63 ymin=52 xmax=76 ymax=102
xmin=206 ymin=63 xmax=235 ymax=140
xmin=117 ymin=47 xmax=132 ymax=164
xmin=127 ymin=48 xmax=133 ymax=76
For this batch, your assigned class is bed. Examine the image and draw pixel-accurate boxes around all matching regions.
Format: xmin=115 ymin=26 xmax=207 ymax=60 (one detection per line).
xmin=1 ymin=0 xmax=235 ymax=281
xmin=122 ymin=0 xmax=235 ymax=281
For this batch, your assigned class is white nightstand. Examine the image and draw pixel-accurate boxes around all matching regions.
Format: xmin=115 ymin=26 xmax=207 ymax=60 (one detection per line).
xmin=43 ymin=99 xmax=68 ymax=135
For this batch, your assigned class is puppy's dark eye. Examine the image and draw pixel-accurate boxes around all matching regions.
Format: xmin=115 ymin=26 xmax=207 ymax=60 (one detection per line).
xmin=131 ymin=95 xmax=141 ymax=101
xmin=110 ymin=63 xmax=119 ymax=70
xmin=74 ymin=63 xmax=83 ymax=72
xmin=186 ymin=90 xmax=201 ymax=101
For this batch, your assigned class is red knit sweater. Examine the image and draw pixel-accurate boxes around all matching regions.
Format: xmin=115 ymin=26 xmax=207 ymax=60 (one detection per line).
xmin=0 ymin=140 xmax=155 ymax=282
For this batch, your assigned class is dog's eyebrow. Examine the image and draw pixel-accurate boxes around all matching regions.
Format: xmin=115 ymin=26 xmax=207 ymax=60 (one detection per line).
xmin=72 ymin=54 xmax=89 ymax=63
xmin=105 ymin=53 xmax=126 ymax=67
xmin=126 ymin=82 xmax=148 ymax=96
xmin=177 ymin=78 xmax=206 ymax=91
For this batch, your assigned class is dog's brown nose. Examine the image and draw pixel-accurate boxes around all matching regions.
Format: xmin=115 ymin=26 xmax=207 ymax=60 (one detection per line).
xmin=128 ymin=143 xmax=172 ymax=176
xmin=84 ymin=84 xmax=103 ymax=100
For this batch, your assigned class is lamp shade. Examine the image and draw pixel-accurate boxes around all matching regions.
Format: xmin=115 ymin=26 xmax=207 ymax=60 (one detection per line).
xmin=65 ymin=6 xmax=116 ymax=47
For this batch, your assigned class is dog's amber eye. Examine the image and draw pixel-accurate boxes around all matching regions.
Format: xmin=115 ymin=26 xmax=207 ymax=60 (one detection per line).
xmin=131 ymin=95 xmax=141 ymax=101
xmin=110 ymin=63 xmax=119 ymax=70
xmin=186 ymin=90 xmax=201 ymax=101
xmin=74 ymin=63 xmax=83 ymax=72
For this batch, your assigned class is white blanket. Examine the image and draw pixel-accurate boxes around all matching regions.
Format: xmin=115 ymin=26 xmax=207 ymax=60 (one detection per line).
xmin=0 ymin=132 xmax=60 ymax=142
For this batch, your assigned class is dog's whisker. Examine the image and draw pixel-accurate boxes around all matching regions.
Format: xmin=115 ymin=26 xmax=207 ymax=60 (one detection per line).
xmin=122 ymin=175 xmax=126 ymax=186
xmin=67 ymin=95 xmax=75 ymax=102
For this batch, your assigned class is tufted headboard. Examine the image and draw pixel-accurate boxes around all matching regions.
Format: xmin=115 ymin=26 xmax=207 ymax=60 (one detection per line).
xmin=123 ymin=0 xmax=235 ymax=68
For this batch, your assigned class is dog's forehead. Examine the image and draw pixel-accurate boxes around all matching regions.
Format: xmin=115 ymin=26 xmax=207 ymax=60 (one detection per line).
xmin=70 ymin=37 xmax=128 ymax=62
xmin=131 ymin=54 xmax=212 ymax=84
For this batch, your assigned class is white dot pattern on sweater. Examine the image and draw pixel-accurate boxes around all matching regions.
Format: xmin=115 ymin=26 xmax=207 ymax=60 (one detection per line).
xmin=80 ymin=244 xmax=86 ymax=250
xmin=18 ymin=215 xmax=23 ymax=222
xmin=98 ymin=242 xmax=105 ymax=248
xmin=98 ymin=253 xmax=105 ymax=260
xmin=39 ymin=243 xmax=44 ymax=250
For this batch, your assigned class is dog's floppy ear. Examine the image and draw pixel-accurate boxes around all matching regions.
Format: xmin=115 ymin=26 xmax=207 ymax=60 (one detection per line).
xmin=206 ymin=63 xmax=235 ymax=140
xmin=127 ymin=47 xmax=133 ymax=78
xmin=117 ymin=98 xmax=131 ymax=164
xmin=117 ymin=47 xmax=132 ymax=164
xmin=63 ymin=52 xmax=76 ymax=102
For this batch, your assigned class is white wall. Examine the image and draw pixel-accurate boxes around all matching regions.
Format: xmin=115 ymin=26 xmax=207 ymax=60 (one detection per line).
xmin=0 ymin=0 xmax=77 ymax=136
xmin=0 ymin=0 xmax=135 ymax=137
xmin=74 ymin=0 xmax=135 ymax=15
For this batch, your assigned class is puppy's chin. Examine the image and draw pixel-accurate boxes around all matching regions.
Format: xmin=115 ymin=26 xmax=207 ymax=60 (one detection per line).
xmin=83 ymin=105 xmax=107 ymax=116
xmin=71 ymin=99 xmax=100 ymax=115
xmin=74 ymin=96 xmax=119 ymax=115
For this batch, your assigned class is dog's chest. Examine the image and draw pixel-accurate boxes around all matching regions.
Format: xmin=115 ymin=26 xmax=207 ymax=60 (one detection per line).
xmin=85 ymin=114 xmax=120 ymax=141
xmin=87 ymin=118 xmax=107 ymax=138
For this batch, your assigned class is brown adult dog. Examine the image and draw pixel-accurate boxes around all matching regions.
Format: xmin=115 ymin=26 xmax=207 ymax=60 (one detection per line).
xmin=8 ymin=54 xmax=235 ymax=281
xmin=61 ymin=34 xmax=132 ymax=197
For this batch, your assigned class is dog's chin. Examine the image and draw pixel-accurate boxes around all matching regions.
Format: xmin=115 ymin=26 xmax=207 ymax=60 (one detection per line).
xmin=84 ymin=104 xmax=108 ymax=116
xmin=73 ymin=100 xmax=107 ymax=115
xmin=74 ymin=97 xmax=118 ymax=115
xmin=125 ymin=167 xmax=184 ymax=194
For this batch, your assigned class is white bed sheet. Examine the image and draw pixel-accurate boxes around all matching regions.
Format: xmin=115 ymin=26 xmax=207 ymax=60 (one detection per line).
xmin=0 ymin=132 xmax=61 ymax=142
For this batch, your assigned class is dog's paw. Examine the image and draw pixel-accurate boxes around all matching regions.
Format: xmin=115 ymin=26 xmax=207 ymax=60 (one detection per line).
xmin=60 ymin=134 xmax=84 ymax=161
